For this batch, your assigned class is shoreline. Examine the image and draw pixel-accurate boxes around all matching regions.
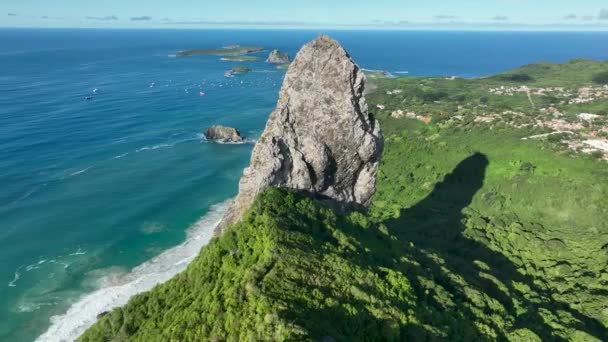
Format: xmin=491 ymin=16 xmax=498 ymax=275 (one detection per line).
xmin=35 ymin=199 xmax=233 ymax=342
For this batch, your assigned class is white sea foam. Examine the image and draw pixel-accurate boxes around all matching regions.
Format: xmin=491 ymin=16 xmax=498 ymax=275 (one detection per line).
xmin=111 ymin=152 xmax=129 ymax=160
xmin=68 ymin=248 xmax=86 ymax=256
xmin=394 ymin=71 xmax=409 ymax=74
xmin=198 ymin=133 xmax=257 ymax=145
xmin=18 ymin=301 xmax=57 ymax=313
xmin=25 ymin=259 xmax=48 ymax=272
xmin=210 ymin=139 xmax=256 ymax=145
xmin=36 ymin=199 xmax=232 ymax=342
xmin=69 ymin=167 xmax=92 ymax=177
xmin=8 ymin=265 xmax=24 ymax=287
xmin=135 ymin=135 xmax=202 ymax=153
xmin=135 ymin=143 xmax=172 ymax=152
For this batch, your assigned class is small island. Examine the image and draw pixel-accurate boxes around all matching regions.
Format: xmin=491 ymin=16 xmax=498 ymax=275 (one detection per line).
xmin=266 ymin=49 xmax=291 ymax=64
xmin=225 ymin=66 xmax=251 ymax=77
xmin=203 ymin=125 xmax=244 ymax=143
xmin=176 ymin=45 xmax=264 ymax=57
xmin=232 ymin=66 xmax=251 ymax=74
xmin=220 ymin=56 xmax=262 ymax=62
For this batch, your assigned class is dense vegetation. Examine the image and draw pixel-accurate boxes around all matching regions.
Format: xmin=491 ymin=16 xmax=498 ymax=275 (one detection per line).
xmin=593 ymin=71 xmax=608 ymax=85
xmin=496 ymin=73 xmax=534 ymax=82
xmin=81 ymin=60 xmax=608 ymax=341
xmin=492 ymin=59 xmax=608 ymax=87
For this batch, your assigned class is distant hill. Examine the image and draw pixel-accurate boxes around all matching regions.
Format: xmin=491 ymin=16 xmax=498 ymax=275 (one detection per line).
xmin=488 ymin=58 xmax=608 ymax=87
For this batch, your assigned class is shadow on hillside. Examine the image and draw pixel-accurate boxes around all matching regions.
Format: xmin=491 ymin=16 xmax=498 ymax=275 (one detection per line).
xmin=379 ymin=153 xmax=607 ymax=341
xmin=279 ymin=153 xmax=607 ymax=341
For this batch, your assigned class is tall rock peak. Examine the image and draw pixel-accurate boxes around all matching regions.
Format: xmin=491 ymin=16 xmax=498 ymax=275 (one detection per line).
xmin=216 ymin=35 xmax=383 ymax=234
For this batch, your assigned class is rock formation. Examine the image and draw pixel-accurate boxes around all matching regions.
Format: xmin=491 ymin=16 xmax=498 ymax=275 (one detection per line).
xmin=230 ymin=66 xmax=251 ymax=74
xmin=204 ymin=125 xmax=244 ymax=143
xmin=266 ymin=49 xmax=291 ymax=64
xmin=216 ymin=35 xmax=383 ymax=234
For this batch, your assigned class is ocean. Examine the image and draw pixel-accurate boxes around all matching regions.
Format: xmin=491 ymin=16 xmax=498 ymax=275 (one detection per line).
xmin=1 ymin=28 xmax=607 ymax=341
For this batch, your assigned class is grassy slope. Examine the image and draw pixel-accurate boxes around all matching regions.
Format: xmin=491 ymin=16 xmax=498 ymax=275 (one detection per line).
xmin=81 ymin=61 xmax=608 ymax=341
xmin=492 ymin=59 xmax=608 ymax=87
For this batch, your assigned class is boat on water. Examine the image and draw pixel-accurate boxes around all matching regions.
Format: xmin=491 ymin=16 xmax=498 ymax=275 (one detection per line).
xmin=224 ymin=71 xmax=234 ymax=78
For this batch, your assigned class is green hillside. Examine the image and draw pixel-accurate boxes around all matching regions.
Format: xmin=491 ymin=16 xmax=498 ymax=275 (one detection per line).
xmin=80 ymin=60 xmax=608 ymax=341
xmin=489 ymin=59 xmax=608 ymax=87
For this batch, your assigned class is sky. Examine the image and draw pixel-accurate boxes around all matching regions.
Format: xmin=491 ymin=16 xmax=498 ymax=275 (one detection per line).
xmin=2 ymin=0 xmax=608 ymax=30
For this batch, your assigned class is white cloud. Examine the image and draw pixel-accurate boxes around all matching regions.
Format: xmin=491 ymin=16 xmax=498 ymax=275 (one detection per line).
xmin=130 ymin=16 xmax=152 ymax=21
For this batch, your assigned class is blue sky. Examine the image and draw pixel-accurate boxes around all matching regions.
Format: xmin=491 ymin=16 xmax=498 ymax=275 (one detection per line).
xmin=2 ymin=0 xmax=608 ymax=30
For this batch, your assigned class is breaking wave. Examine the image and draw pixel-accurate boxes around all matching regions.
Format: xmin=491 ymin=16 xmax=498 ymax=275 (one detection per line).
xmin=69 ymin=167 xmax=92 ymax=177
xmin=36 ymin=199 xmax=232 ymax=342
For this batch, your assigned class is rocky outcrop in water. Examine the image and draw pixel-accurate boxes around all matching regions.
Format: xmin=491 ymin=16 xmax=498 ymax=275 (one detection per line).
xmin=266 ymin=49 xmax=291 ymax=64
xmin=216 ymin=35 xmax=383 ymax=234
xmin=204 ymin=125 xmax=244 ymax=143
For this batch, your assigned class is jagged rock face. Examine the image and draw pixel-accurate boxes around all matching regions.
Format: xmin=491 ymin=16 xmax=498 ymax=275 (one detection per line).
xmin=217 ymin=35 xmax=383 ymax=234
xmin=204 ymin=125 xmax=244 ymax=143
xmin=266 ymin=49 xmax=291 ymax=64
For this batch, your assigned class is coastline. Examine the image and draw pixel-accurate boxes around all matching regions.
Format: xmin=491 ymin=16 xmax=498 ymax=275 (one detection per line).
xmin=35 ymin=199 xmax=233 ymax=342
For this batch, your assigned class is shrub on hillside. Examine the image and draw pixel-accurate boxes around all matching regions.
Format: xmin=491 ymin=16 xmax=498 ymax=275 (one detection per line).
xmin=498 ymin=73 xmax=534 ymax=82
xmin=592 ymin=71 xmax=608 ymax=85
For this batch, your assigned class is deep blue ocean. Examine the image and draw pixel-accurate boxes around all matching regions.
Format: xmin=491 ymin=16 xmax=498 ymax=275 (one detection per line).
xmin=1 ymin=28 xmax=607 ymax=341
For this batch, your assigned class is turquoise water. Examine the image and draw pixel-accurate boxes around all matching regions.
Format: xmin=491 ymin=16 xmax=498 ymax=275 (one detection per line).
xmin=1 ymin=29 xmax=607 ymax=341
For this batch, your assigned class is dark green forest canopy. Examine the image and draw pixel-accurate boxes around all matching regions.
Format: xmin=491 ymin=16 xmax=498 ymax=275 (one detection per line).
xmin=81 ymin=60 xmax=608 ymax=341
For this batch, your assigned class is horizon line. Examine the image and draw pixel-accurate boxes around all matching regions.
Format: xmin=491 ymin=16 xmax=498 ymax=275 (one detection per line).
xmin=2 ymin=25 xmax=608 ymax=33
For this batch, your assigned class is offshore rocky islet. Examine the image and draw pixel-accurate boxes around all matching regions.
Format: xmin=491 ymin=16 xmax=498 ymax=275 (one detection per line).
xmin=203 ymin=125 xmax=244 ymax=143
xmin=266 ymin=49 xmax=291 ymax=64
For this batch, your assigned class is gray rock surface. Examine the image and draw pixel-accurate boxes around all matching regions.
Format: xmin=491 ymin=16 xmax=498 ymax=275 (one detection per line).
xmin=216 ymin=35 xmax=383 ymax=234
xmin=204 ymin=125 xmax=244 ymax=143
xmin=266 ymin=49 xmax=291 ymax=64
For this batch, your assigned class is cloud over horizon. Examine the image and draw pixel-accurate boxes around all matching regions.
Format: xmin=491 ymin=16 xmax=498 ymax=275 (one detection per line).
xmin=86 ymin=15 xmax=118 ymax=21
xmin=2 ymin=2 xmax=608 ymax=30
xmin=130 ymin=16 xmax=151 ymax=21
xmin=569 ymin=8 xmax=608 ymax=21
xmin=434 ymin=15 xmax=459 ymax=20
xmin=168 ymin=19 xmax=317 ymax=26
